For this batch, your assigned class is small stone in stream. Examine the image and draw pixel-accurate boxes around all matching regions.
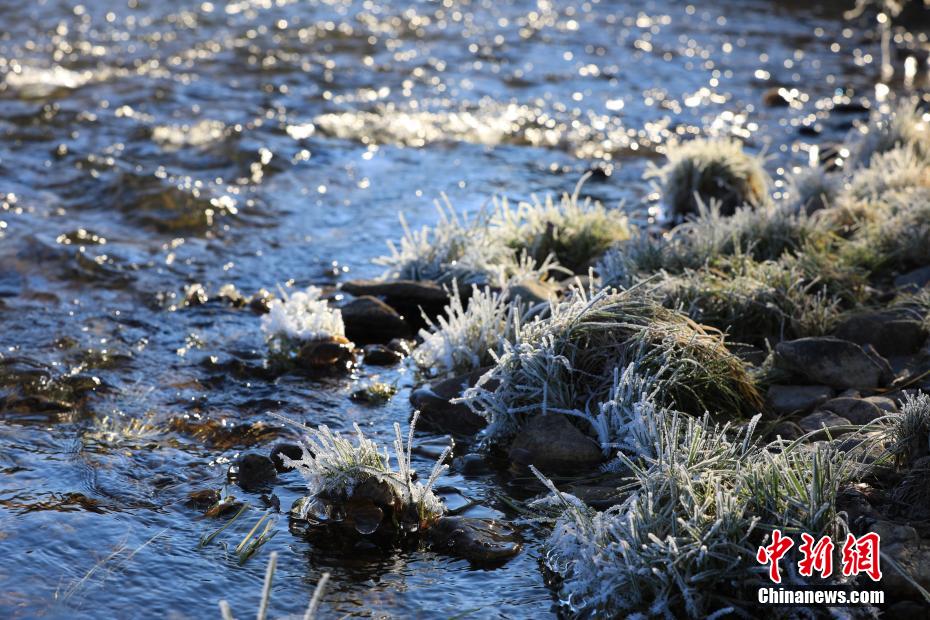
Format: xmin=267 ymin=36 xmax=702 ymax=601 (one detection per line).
xmin=217 ymin=283 xmax=248 ymax=308
xmin=410 ymin=368 xmax=490 ymax=436
xmin=249 ymin=288 xmax=274 ymax=314
xmin=895 ymin=265 xmax=930 ymax=292
xmin=774 ymin=337 xmax=889 ymax=389
xmin=798 ymin=124 xmax=821 ymax=137
xmin=186 ymin=489 xmax=221 ymax=509
xmin=387 ymin=338 xmax=413 ymax=356
xmin=766 ymin=420 xmax=805 ymax=442
xmin=341 ymin=296 xmax=411 ymax=344
xmin=428 ymin=516 xmax=522 ymax=565
xmin=183 ymin=282 xmax=208 ymax=306
xmin=762 ymin=86 xmax=791 ymax=107
xmin=766 ymin=384 xmax=833 ymax=416
xmin=350 ymin=382 xmax=397 ymax=404
xmin=231 ymin=454 xmax=278 ymax=492
xmin=891 ymin=456 xmax=930 ymax=520
xmin=820 ymin=397 xmax=886 ymax=425
xmin=296 ymin=337 xmax=356 ymax=373
xmin=833 ymin=310 xmax=928 ymax=357
xmin=204 ymin=497 xmax=244 ymax=518
xmin=798 ymin=411 xmax=852 ymax=437
xmin=362 ymin=344 xmax=403 ymax=366
xmin=270 ymin=443 xmax=304 ymax=472
xmin=453 ymin=453 xmax=492 ymax=476
xmin=509 ymin=414 xmax=604 ymax=473
xmin=341 ymin=279 xmax=449 ymax=320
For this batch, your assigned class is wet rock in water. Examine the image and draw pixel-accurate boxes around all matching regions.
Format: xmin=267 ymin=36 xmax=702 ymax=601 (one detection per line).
xmin=249 ymin=288 xmax=274 ymax=314
xmin=428 ymin=516 xmax=522 ymax=565
xmin=762 ymin=86 xmax=791 ymax=107
xmin=797 ymin=411 xmax=852 ymax=437
xmin=766 ymin=384 xmax=833 ymax=416
xmin=362 ymin=344 xmax=403 ymax=366
xmin=891 ymin=456 xmax=930 ymax=520
xmin=387 ymin=338 xmax=413 ymax=356
xmin=270 ymin=443 xmax=304 ymax=472
xmin=341 ymin=279 xmax=449 ymax=322
xmin=341 ymin=296 xmax=412 ymax=344
xmin=509 ymin=414 xmax=603 ymax=474
xmin=216 ymin=283 xmax=248 ymax=308
xmin=895 ymin=265 xmax=930 ymax=292
xmin=820 ymin=397 xmax=886 ymax=425
xmin=833 ymin=310 xmax=928 ymax=357
xmin=186 ymin=489 xmax=221 ymax=509
xmin=410 ymin=368 xmax=489 ymax=436
xmin=452 ymin=453 xmax=492 ymax=476
xmin=296 ymin=337 xmax=356 ymax=373
xmin=766 ymin=420 xmax=805 ymax=442
xmin=230 ymin=453 xmax=278 ymax=492
xmin=350 ymin=382 xmax=397 ymax=404
xmin=183 ymin=282 xmax=208 ymax=307
xmin=204 ymin=497 xmax=245 ymax=518
xmin=774 ymin=337 xmax=890 ymax=389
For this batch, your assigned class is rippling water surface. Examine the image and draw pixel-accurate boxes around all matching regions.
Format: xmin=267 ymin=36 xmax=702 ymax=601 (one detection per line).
xmin=0 ymin=0 xmax=899 ymax=617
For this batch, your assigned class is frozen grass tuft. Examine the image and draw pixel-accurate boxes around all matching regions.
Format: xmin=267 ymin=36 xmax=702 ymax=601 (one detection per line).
xmin=846 ymin=146 xmax=930 ymax=203
xmin=646 ymin=138 xmax=769 ymax=219
xmin=785 ymin=165 xmax=842 ymax=214
xmin=491 ymin=177 xmax=631 ymax=273
xmin=272 ymin=412 xmax=448 ymax=530
xmin=535 ymin=409 xmax=852 ymax=618
xmin=374 ymin=199 xmax=521 ymax=286
xmin=651 ymin=255 xmax=846 ymax=345
xmin=260 ymin=286 xmax=346 ymax=353
xmin=848 ymin=100 xmax=930 ymax=169
xmin=413 ymin=283 xmax=528 ymax=376
xmin=462 ymin=287 xmax=762 ymax=444
xmin=376 ymin=182 xmax=626 ymax=285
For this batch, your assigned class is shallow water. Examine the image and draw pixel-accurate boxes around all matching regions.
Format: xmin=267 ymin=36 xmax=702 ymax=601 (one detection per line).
xmin=0 ymin=0 xmax=907 ymax=617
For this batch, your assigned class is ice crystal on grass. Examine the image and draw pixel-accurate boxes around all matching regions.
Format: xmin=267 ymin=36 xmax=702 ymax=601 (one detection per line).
xmin=375 ymin=200 xmax=517 ymax=286
xmin=260 ymin=286 xmax=346 ymax=352
xmin=646 ymin=138 xmax=769 ymax=219
xmin=413 ymin=283 xmax=528 ymax=376
xmin=491 ymin=177 xmax=631 ymax=273
xmin=536 ymin=411 xmax=853 ymax=618
xmin=848 ymin=100 xmax=930 ymax=169
xmin=462 ymin=287 xmax=762 ymax=444
xmin=273 ymin=412 xmax=448 ymax=531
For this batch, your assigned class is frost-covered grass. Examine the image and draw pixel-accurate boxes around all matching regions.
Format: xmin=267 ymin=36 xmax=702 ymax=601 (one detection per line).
xmin=413 ymin=283 xmax=528 ymax=376
xmin=272 ymin=412 xmax=449 ymax=531
xmin=846 ymin=146 xmax=930 ymax=203
xmin=375 ymin=200 xmax=522 ymax=286
xmin=461 ymin=287 xmax=762 ymax=444
xmin=260 ymin=286 xmax=347 ymax=354
xmin=651 ymin=255 xmax=846 ymax=345
xmin=785 ymin=165 xmax=841 ymax=214
xmin=646 ymin=138 xmax=770 ymax=219
xmin=598 ymin=200 xmax=829 ymax=282
xmin=882 ymin=391 xmax=930 ymax=466
xmin=491 ymin=178 xmax=631 ymax=273
xmin=847 ymin=100 xmax=930 ymax=169
xmin=376 ymin=183 xmax=627 ymax=285
xmin=535 ymin=409 xmax=853 ymax=618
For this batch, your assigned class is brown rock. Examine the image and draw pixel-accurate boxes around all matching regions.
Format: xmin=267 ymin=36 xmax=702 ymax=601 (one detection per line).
xmin=340 ymin=296 xmax=412 ymax=344
xmin=509 ymin=414 xmax=604 ymax=474
xmin=774 ymin=337 xmax=889 ymax=389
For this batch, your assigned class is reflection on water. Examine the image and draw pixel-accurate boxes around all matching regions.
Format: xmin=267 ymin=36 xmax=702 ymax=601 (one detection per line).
xmin=0 ymin=0 xmax=907 ymax=617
